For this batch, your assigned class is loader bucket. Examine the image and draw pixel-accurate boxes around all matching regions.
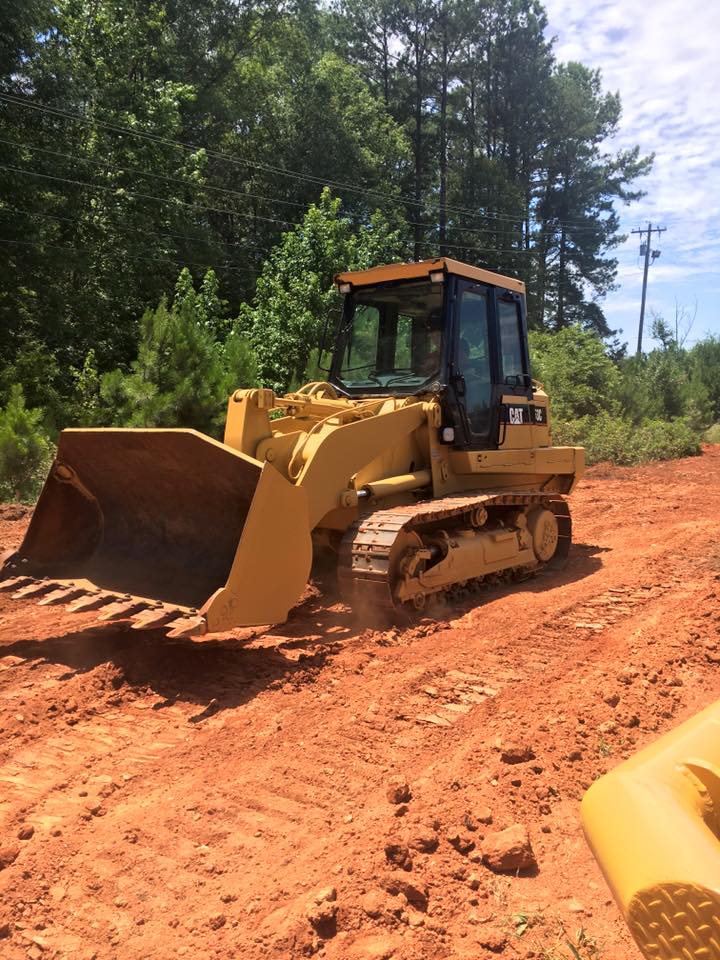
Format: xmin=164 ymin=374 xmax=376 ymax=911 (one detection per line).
xmin=582 ymin=699 xmax=720 ymax=960
xmin=6 ymin=428 xmax=312 ymax=631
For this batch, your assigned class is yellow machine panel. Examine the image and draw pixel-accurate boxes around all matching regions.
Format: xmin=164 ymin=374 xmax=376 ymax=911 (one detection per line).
xmin=582 ymin=701 xmax=720 ymax=960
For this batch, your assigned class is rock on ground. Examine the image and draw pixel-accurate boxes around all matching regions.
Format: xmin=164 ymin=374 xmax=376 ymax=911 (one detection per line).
xmin=482 ymin=824 xmax=537 ymax=873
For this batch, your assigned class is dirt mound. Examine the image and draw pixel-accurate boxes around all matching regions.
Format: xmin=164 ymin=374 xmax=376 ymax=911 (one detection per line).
xmin=1 ymin=448 xmax=719 ymax=959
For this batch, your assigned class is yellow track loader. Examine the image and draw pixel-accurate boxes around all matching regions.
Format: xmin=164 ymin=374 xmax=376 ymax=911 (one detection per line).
xmin=0 ymin=258 xmax=584 ymax=637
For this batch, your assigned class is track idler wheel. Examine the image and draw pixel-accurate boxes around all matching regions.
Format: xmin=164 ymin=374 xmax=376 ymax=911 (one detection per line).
xmin=527 ymin=507 xmax=559 ymax=563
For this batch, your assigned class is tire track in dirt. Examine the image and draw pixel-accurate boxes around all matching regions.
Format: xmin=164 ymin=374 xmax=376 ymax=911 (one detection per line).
xmin=0 ymin=448 xmax=718 ymax=960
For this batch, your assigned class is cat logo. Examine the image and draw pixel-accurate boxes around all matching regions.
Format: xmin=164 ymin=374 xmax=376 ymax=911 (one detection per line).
xmin=509 ymin=406 xmax=524 ymax=425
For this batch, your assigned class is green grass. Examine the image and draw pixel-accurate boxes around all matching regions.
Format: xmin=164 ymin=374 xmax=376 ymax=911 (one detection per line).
xmin=510 ymin=910 xmax=546 ymax=937
xmin=540 ymin=925 xmax=603 ymax=960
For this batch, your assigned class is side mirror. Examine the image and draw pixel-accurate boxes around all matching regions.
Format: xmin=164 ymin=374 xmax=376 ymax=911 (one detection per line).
xmin=504 ymin=373 xmax=532 ymax=390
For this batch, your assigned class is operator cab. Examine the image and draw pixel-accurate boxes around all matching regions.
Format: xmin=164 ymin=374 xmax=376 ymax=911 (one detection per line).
xmin=331 ymin=258 xmax=533 ymax=450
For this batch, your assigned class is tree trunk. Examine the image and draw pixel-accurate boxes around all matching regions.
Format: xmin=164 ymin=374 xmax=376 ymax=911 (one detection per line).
xmin=439 ymin=32 xmax=449 ymax=255
xmin=413 ymin=43 xmax=423 ymax=261
xmin=557 ymin=224 xmax=566 ymax=328
xmin=382 ymin=25 xmax=390 ymax=106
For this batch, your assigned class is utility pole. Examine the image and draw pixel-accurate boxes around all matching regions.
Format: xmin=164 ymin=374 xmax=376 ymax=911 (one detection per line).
xmin=631 ymin=223 xmax=666 ymax=356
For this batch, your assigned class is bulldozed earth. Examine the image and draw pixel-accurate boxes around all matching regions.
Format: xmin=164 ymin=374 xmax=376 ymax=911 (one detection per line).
xmin=0 ymin=448 xmax=719 ymax=960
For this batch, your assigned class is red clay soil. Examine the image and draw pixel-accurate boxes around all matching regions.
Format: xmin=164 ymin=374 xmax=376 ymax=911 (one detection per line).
xmin=1 ymin=449 xmax=719 ymax=960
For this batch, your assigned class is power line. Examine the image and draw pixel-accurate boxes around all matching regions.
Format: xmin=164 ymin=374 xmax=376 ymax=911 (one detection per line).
xmin=0 ymin=203 xmax=272 ymax=255
xmin=0 ymin=91 xmax=607 ymax=234
xmin=416 ymin=240 xmax=538 ymax=257
xmin=0 ymin=134 xmax=312 ymax=213
xmin=0 ymin=162 xmax=539 ymax=262
xmin=0 ymin=132 xmax=554 ymax=243
xmin=0 ymin=236 xmax=255 ymax=274
xmin=0 ymin=162 xmax=296 ymax=228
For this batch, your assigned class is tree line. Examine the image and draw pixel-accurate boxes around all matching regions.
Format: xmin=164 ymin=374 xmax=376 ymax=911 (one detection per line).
xmin=1 ymin=1 xmax=717 ymax=499
xmin=2 ymin=1 xmax=649 ymax=374
xmin=2 ymin=194 xmax=719 ymax=500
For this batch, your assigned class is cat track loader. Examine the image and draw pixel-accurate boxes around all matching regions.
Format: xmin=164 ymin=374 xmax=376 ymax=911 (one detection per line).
xmin=0 ymin=258 xmax=584 ymax=638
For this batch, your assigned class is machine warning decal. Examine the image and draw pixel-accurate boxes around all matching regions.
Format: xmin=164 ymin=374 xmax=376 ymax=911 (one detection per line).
xmin=500 ymin=404 xmax=547 ymax=425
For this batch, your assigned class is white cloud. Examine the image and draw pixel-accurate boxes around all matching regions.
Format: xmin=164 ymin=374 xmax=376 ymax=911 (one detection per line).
xmin=543 ymin=0 xmax=720 ymax=345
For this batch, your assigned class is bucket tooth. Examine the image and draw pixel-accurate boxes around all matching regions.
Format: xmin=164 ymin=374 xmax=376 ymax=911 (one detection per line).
xmin=97 ymin=599 xmax=153 ymax=622
xmin=66 ymin=592 xmax=118 ymax=613
xmin=13 ymin=580 xmax=58 ymax=599
xmin=0 ymin=576 xmax=35 ymax=592
xmin=37 ymin=586 xmax=88 ymax=606
xmin=130 ymin=607 xmax=178 ymax=630
xmin=165 ymin=615 xmax=207 ymax=639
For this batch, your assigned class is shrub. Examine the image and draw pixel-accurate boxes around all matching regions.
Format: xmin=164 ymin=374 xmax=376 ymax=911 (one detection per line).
xmin=70 ymin=349 xmax=104 ymax=425
xmin=0 ymin=385 xmax=53 ymax=502
xmin=703 ymin=423 xmax=720 ymax=444
xmin=101 ymin=272 xmax=257 ymax=437
xmin=631 ymin=418 xmax=702 ymax=462
xmin=553 ymin=413 xmax=701 ymax=465
xmin=0 ymin=337 xmax=67 ymax=432
xmin=530 ymin=326 xmax=621 ymax=420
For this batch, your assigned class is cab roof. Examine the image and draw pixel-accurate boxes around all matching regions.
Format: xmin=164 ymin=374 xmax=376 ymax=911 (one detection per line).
xmin=334 ymin=257 xmax=525 ymax=295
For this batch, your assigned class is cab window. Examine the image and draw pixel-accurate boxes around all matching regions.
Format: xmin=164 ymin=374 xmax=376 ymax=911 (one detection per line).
xmin=457 ymin=288 xmax=492 ymax=442
xmin=498 ymin=298 xmax=526 ymax=381
xmin=336 ymin=281 xmax=443 ymax=394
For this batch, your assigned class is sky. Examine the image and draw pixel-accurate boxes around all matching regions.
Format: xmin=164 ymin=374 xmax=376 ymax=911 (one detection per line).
xmin=542 ymin=0 xmax=720 ymax=350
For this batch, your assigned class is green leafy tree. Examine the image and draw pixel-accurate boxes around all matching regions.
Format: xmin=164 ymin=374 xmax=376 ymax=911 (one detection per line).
xmin=0 ymin=385 xmax=53 ymax=502
xmin=0 ymin=337 xmax=66 ymax=432
xmin=0 ymin=0 xmax=52 ymax=79
xmin=241 ymin=188 xmax=407 ymax=392
xmin=688 ymin=337 xmax=720 ymax=423
xmin=173 ymin=267 xmax=228 ymax=336
xmin=70 ymin=349 xmax=103 ymax=425
xmin=0 ymin=0 xmax=408 ymax=387
xmin=0 ymin=0 xmax=666 ymax=454
xmin=530 ymin=325 xmax=621 ymax=420
xmin=331 ymin=0 xmax=400 ymax=107
xmin=448 ymin=0 xmax=553 ymax=279
xmin=619 ymin=328 xmax=712 ymax=428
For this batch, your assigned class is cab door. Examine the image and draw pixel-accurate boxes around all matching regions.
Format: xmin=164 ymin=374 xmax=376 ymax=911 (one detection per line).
xmin=452 ymin=279 xmax=498 ymax=448
xmin=449 ymin=280 xmax=532 ymax=450
xmin=495 ymin=291 xmax=534 ymax=449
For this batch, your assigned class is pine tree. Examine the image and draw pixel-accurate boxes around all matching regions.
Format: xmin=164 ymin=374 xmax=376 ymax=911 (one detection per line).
xmin=101 ymin=270 xmax=256 ymax=435
xmin=533 ymin=63 xmax=651 ymax=333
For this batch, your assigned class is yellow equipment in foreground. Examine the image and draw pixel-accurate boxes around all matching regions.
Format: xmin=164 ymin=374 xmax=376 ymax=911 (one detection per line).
xmin=1 ymin=258 xmax=584 ymax=637
xmin=582 ymin=702 xmax=720 ymax=960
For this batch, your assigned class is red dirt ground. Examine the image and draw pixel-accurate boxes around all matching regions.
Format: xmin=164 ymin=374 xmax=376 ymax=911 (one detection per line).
xmin=1 ymin=449 xmax=719 ymax=960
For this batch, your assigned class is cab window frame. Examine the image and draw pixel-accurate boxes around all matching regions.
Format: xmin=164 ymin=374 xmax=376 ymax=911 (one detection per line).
xmin=495 ymin=290 xmax=531 ymax=393
xmin=330 ymin=278 xmax=450 ymax=397
xmin=447 ymin=276 xmax=502 ymax=449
